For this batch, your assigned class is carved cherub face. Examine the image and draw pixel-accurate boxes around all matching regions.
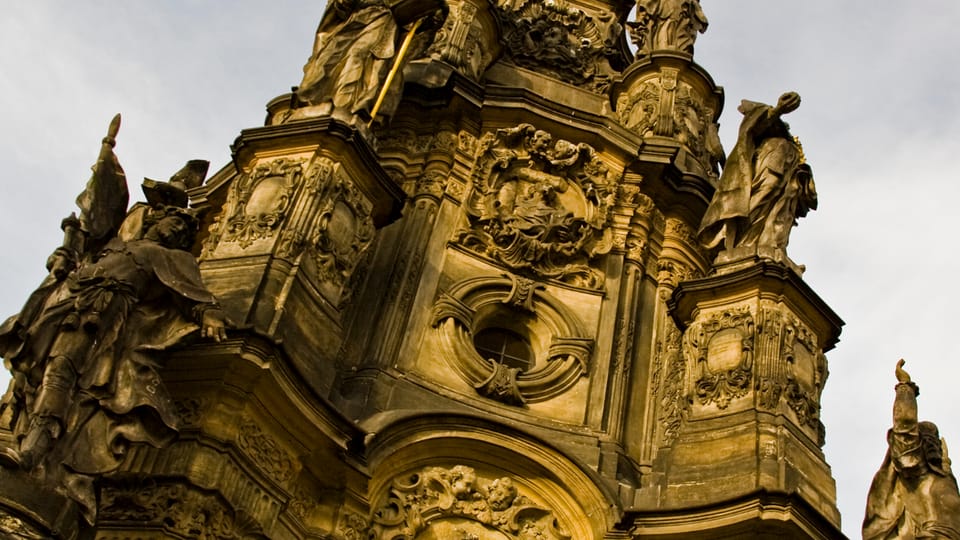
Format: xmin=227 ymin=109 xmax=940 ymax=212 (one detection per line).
xmin=486 ymin=477 xmax=517 ymax=511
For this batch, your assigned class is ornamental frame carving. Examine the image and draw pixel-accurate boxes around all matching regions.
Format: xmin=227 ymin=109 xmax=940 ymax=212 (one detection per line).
xmin=219 ymin=158 xmax=305 ymax=248
xmin=311 ymin=169 xmax=376 ymax=290
xmin=684 ymin=307 xmax=755 ymax=409
xmin=456 ymin=124 xmax=618 ymax=290
xmin=369 ymin=465 xmax=571 ymax=540
xmin=431 ymin=274 xmax=593 ymax=405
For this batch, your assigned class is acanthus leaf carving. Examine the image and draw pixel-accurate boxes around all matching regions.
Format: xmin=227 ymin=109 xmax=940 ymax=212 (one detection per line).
xmin=456 ymin=124 xmax=618 ymax=289
xmin=237 ymin=421 xmax=298 ymax=485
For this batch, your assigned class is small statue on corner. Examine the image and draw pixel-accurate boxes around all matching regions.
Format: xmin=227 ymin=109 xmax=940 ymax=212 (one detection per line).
xmin=863 ymin=359 xmax=960 ymax=539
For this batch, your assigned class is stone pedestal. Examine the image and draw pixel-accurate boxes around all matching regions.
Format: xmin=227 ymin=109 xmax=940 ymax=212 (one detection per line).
xmin=633 ymin=259 xmax=845 ymax=537
xmin=200 ymin=117 xmax=404 ymax=398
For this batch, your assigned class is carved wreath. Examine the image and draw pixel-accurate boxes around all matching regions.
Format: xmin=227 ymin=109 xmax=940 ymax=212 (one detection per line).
xmin=431 ymin=274 xmax=593 ymax=406
xmin=457 ymin=124 xmax=617 ymax=290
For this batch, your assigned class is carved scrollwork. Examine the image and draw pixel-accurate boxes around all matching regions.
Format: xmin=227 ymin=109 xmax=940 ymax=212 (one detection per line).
xmin=335 ymin=511 xmax=371 ymax=540
xmin=496 ymin=1 xmax=624 ymax=92
xmin=456 ymin=124 xmax=618 ymax=289
xmin=99 ymin=479 xmax=266 ymax=539
xmin=652 ymin=326 xmax=685 ymax=447
xmin=237 ymin=422 xmax=298 ymax=485
xmin=217 ymin=158 xmax=306 ymax=249
xmin=431 ymin=274 xmax=593 ymax=405
xmin=685 ymin=307 xmax=754 ymax=409
xmin=370 ymin=465 xmax=571 ymax=540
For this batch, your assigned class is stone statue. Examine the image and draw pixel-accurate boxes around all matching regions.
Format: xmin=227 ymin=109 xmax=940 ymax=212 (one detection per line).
xmin=863 ymin=360 xmax=960 ymax=539
xmin=298 ymin=0 xmax=400 ymax=121
xmin=698 ymin=92 xmax=817 ymax=257
xmin=0 ymin=116 xmax=226 ymax=522
xmin=629 ymin=0 xmax=708 ymax=55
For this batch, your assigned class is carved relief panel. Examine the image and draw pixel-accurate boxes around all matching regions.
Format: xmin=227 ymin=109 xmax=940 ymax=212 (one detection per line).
xmin=494 ymin=0 xmax=626 ymax=92
xmin=205 ymin=158 xmax=306 ymax=253
xmin=456 ymin=124 xmax=618 ymax=290
xmin=431 ymin=274 xmax=593 ymax=407
xmin=425 ymin=0 xmax=500 ymax=81
xmin=613 ymin=58 xmax=724 ymax=180
xmin=369 ymin=465 xmax=571 ymax=540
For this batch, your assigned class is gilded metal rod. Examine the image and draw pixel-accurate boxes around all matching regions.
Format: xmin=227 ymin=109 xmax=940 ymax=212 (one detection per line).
xmin=368 ymin=16 xmax=424 ymax=127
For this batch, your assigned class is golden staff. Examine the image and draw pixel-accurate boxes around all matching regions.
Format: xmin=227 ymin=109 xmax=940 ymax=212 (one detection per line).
xmin=368 ymin=16 xmax=424 ymax=127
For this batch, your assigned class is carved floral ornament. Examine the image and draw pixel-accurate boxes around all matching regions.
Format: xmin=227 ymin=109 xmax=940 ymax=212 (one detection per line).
xmin=369 ymin=465 xmax=571 ymax=540
xmin=431 ymin=274 xmax=593 ymax=406
xmin=457 ymin=124 xmax=618 ymax=290
xmin=683 ymin=307 xmax=754 ymax=409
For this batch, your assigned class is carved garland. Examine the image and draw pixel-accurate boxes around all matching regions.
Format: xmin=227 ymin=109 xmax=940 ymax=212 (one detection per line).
xmin=457 ymin=124 xmax=618 ymax=290
xmin=685 ymin=308 xmax=755 ymax=409
xmin=431 ymin=274 xmax=593 ymax=406
xmin=369 ymin=465 xmax=571 ymax=540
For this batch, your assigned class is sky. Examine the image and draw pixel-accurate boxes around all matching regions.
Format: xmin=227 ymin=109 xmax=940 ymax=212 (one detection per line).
xmin=1 ymin=2 xmax=959 ymax=536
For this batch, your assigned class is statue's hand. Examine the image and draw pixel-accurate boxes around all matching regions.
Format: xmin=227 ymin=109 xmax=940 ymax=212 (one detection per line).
xmin=201 ymin=308 xmax=228 ymax=343
xmin=895 ymin=358 xmax=911 ymax=383
xmin=776 ymin=91 xmax=801 ymax=115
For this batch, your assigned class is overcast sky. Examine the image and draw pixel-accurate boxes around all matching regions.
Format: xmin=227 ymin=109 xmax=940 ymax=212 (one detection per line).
xmin=1 ymin=2 xmax=959 ymax=536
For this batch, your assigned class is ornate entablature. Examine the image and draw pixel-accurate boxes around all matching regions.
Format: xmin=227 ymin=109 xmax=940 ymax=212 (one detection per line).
xmin=683 ymin=307 xmax=755 ymax=410
xmin=369 ymin=465 xmax=572 ymax=540
xmin=456 ymin=124 xmax=618 ymax=290
xmin=431 ymin=274 xmax=593 ymax=406
xmin=494 ymin=0 xmax=625 ymax=92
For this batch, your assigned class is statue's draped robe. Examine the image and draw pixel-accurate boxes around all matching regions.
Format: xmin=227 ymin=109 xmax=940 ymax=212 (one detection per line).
xmin=0 ymin=237 xmax=217 ymax=520
xmin=298 ymin=0 xmax=398 ymax=116
xmin=698 ymin=101 xmax=814 ymax=251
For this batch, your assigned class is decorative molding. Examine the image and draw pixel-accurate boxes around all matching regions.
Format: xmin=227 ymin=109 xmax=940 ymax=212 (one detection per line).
xmin=369 ymin=465 xmax=571 ymax=540
xmin=456 ymin=124 xmax=618 ymax=289
xmin=652 ymin=326 xmax=685 ymax=447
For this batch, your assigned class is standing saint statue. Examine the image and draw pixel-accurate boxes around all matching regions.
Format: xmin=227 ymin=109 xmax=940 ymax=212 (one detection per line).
xmin=630 ymin=0 xmax=708 ymax=55
xmin=698 ymin=91 xmax=817 ymax=257
xmin=863 ymin=360 xmax=960 ymax=539
xmin=298 ymin=0 xmax=400 ymax=121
